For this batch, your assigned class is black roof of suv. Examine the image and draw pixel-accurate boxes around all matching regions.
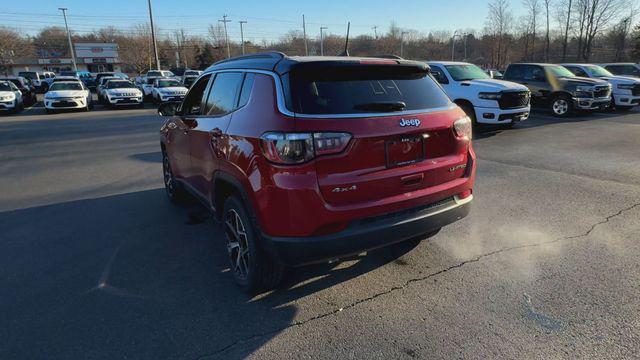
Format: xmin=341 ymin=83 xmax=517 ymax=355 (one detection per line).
xmin=206 ymin=52 xmax=430 ymax=75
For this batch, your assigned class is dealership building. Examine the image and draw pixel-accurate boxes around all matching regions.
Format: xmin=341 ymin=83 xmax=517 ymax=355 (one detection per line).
xmin=5 ymin=43 xmax=122 ymax=75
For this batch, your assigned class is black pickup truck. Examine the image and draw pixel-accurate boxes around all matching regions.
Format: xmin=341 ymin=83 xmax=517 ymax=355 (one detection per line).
xmin=503 ymin=63 xmax=611 ymax=117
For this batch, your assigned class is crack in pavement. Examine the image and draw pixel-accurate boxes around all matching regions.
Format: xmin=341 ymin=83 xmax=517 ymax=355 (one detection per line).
xmin=195 ymin=200 xmax=640 ymax=359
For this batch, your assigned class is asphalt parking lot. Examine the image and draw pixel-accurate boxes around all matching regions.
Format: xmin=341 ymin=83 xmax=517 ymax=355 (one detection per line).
xmin=1 ymin=100 xmax=639 ymax=359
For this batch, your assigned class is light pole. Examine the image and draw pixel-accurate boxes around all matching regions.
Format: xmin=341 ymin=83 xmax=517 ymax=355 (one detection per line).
xmin=451 ymin=30 xmax=462 ymax=61
xmin=320 ymin=27 xmax=328 ymax=56
xmin=400 ymin=31 xmax=408 ymax=58
xmin=219 ymin=15 xmax=231 ymax=58
xmin=58 ymin=8 xmax=77 ymax=72
xmin=372 ymin=26 xmax=378 ymax=39
xmin=239 ymin=21 xmax=247 ymax=55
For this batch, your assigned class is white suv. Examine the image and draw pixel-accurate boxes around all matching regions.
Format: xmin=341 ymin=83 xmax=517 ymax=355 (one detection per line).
xmin=562 ymin=64 xmax=640 ymax=111
xmin=427 ymin=61 xmax=531 ymax=126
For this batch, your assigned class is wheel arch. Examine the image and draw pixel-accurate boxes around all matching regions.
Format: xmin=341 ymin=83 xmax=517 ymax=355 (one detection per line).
xmin=212 ymin=171 xmax=258 ymax=226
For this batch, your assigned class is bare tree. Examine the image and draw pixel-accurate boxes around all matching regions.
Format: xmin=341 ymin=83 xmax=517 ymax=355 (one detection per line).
xmin=557 ymin=0 xmax=573 ymax=61
xmin=0 ymin=27 xmax=34 ymax=75
xmin=579 ymin=0 xmax=629 ymax=61
xmin=486 ymin=0 xmax=514 ymax=68
xmin=543 ymin=0 xmax=553 ymax=61
xmin=523 ymin=0 xmax=541 ymax=60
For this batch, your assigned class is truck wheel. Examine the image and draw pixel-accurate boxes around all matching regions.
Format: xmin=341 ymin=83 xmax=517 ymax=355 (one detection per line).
xmin=550 ymin=95 xmax=572 ymax=117
xmin=162 ymin=152 xmax=188 ymax=203
xmin=458 ymin=103 xmax=477 ymax=126
xmin=223 ymin=195 xmax=283 ymax=293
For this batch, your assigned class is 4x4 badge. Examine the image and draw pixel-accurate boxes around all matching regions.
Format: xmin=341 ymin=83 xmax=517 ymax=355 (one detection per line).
xmin=399 ymin=118 xmax=421 ymax=127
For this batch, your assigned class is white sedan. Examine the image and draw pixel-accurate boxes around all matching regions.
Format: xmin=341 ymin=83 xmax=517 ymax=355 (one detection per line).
xmin=44 ymin=80 xmax=93 ymax=113
xmin=151 ymin=78 xmax=188 ymax=104
xmin=0 ymin=80 xmax=24 ymax=114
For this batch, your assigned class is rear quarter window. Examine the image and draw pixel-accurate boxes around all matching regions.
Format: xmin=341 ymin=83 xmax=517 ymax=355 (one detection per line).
xmin=289 ymin=65 xmax=451 ymax=115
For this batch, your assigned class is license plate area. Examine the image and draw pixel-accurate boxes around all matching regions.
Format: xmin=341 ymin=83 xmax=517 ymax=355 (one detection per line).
xmin=385 ymin=135 xmax=424 ymax=168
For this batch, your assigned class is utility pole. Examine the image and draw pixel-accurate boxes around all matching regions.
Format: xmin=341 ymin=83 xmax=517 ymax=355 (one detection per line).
xmin=239 ymin=20 xmax=247 ymax=55
xmin=58 ymin=8 xmax=77 ymax=72
xmin=219 ymin=15 xmax=231 ymax=58
xmin=320 ymin=27 xmax=328 ymax=56
xmin=372 ymin=26 xmax=378 ymax=39
xmin=302 ymin=14 xmax=308 ymax=55
xmin=146 ymin=0 xmax=160 ymax=70
xmin=400 ymin=31 xmax=408 ymax=58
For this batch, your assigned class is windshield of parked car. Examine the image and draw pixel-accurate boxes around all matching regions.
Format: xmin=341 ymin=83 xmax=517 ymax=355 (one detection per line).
xmin=59 ymin=71 xmax=77 ymax=77
xmin=290 ymin=65 xmax=451 ymax=114
xmin=107 ymin=81 xmax=136 ymax=89
xmin=147 ymin=71 xmax=162 ymax=77
xmin=158 ymin=79 xmax=180 ymax=87
xmin=183 ymin=76 xmax=197 ymax=87
xmin=0 ymin=82 xmax=12 ymax=91
xmin=445 ymin=64 xmax=491 ymax=81
xmin=546 ymin=65 xmax=575 ymax=78
xmin=49 ymin=82 xmax=83 ymax=91
xmin=584 ymin=65 xmax=614 ymax=77
xmin=184 ymin=71 xmax=199 ymax=76
xmin=18 ymin=72 xmax=38 ymax=80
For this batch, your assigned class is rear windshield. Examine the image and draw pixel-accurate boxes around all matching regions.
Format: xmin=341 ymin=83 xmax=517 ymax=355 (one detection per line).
xmin=60 ymin=71 xmax=77 ymax=77
xmin=50 ymin=82 xmax=83 ymax=91
xmin=289 ymin=65 xmax=450 ymax=115
xmin=0 ymin=82 xmax=12 ymax=91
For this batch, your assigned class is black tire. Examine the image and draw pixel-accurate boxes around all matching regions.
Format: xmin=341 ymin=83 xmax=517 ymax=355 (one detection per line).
xmin=550 ymin=94 xmax=573 ymax=117
xmin=616 ymin=105 xmax=633 ymax=112
xmin=458 ymin=103 xmax=477 ymax=126
xmin=223 ymin=195 xmax=283 ymax=293
xmin=162 ymin=151 xmax=188 ymax=203
xmin=45 ymin=108 xmax=54 ymax=114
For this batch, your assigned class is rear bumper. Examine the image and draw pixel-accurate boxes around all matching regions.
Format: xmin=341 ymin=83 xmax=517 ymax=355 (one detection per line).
xmin=261 ymin=195 xmax=472 ymax=266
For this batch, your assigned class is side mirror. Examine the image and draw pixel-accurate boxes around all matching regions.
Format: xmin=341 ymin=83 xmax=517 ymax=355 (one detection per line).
xmin=158 ymin=101 xmax=180 ymax=116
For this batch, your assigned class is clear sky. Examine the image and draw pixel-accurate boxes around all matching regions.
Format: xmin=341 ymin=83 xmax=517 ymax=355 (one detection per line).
xmin=3 ymin=0 xmax=529 ymax=42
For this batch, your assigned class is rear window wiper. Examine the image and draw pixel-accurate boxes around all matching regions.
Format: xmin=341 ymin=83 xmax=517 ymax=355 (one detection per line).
xmin=353 ymin=101 xmax=407 ymax=112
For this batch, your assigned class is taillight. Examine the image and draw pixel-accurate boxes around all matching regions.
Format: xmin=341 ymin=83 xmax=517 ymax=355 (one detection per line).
xmin=453 ymin=117 xmax=472 ymax=140
xmin=260 ymin=132 xmax=352 ymax=164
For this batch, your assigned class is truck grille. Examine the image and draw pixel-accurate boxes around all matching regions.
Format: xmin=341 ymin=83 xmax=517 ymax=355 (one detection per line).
xmin=498 ymin=91 xmax=530 ymax=109
xmin=593 ymin=86 xmax=610 ymax=98
xmin=632 ymin=84 xmax=640 ymax=96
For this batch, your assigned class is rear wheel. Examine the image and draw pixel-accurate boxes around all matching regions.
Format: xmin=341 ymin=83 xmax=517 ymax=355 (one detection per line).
xmin=223 ymin=195 xmax=283 ymax=293
xmin=550 ymin=94 xmax=572 ymax=117
xmin=162 ymin=152 xmax=187 ymax=203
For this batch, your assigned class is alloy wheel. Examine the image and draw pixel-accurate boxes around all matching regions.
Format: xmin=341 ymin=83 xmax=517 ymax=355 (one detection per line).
xmin=552 ymin=99 xmax=569 ymax=115
xmin=162 ymin=154 xmax=175 ymax=196
xmin=224 ymin=209 xmax=250 ymax=281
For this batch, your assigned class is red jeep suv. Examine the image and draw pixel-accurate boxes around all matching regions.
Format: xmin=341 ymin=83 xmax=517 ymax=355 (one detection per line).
xmin=158 ymin=52 xmax=475 ymax=292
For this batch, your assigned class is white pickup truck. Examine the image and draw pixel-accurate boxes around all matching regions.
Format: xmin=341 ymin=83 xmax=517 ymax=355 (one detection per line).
xmin=561 ymin=63 xmax=640 ymax=111
xmin=427 ymin=61 xmax=531 ymax=127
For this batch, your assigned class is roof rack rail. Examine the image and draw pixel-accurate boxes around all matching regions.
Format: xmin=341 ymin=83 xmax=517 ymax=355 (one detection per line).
xmin=372 ymin=54 xmax=404 ymax=60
